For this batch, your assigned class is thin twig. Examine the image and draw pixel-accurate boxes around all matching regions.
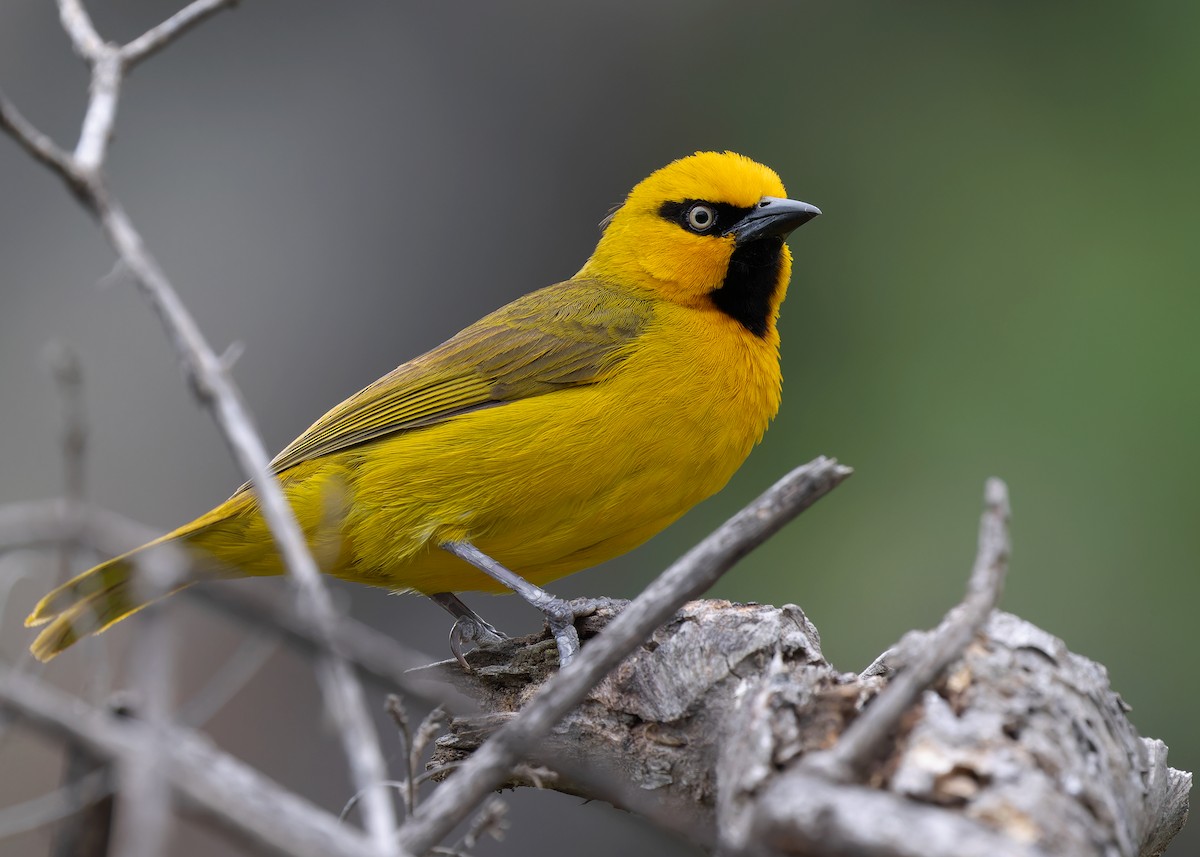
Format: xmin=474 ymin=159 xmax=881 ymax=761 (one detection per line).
xmin=109 ymin=548 xmax=187 ymax=857
xmin=802 ymin=478 xmax=1011 ymax=784
xmin=73 ymin=52 xmax=122 ymax=172
xmin=0 ymin=769 xmax=110 ymax=843
xmin=385 ymin=696 xmax=416 ymax=817
xmin=397 ymin=457 xmax=852 ymax=854
xmin=47 ymin=737 xmax=115 ymax=857
xmin=0 ymin=3 xmax=398 ymax=848
xmin=0 ymin=92 xmax=84 ymax=193
xmin=5 ymin=628 xmax=272 ymax=844
xmin=340 ymin=782 xmax=412 ymax=824
xmin=411 ymin=706 xmax=449 ymax=810
xmin=189 ymin=586 xmax=442 ymax=704
xmin=0 ymin=497 xmax=440 ymax=701
xmin=109 ymin=554 xmax=183 ymax=856
xmin=458 ymin=797 xmax=507 ymax=851
xmin=750 ymin=770 xmax=1048 ymax=857
xmin=121 ymin=0 xmax=240 ymax=68
xmin=56 ymin=0 xmax=107 ymax=62
xmin=0 ymin=662 xmax=400 ymax=857
xmin=98 ymin=187 xmax=399 ymax=857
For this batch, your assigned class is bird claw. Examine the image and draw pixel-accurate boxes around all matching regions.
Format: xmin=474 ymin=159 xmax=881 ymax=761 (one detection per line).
xmin=540 ymin=596 xmax=630 ymax=667
xmin=447 ymin=614 xmax=507 ymax=670
xmin=544 ymin=613 xmax=581 ymax=667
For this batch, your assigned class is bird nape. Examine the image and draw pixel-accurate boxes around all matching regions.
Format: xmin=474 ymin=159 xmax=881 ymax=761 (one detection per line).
xmin=27 ymin=150 xmax=820 ymax=667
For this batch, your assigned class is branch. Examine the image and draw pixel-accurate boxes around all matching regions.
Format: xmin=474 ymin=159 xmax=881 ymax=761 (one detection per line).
xmin=426 ymin=480 xmax=1189 ymax=857
xmin=723 ymin=606 xmax=1192 ymax=857
xmin=0 ymin=4 xmax=398 ymax=849
xmin=0 ymin=93 xmax=84 ymax=194
xmin=802 ymin=477 xmax=1011 ymax=783
xmin=397 ymin=456 xmax=852 ymax=854
xmin=56 ymin=0 xmax=107 ymax=63
xmin=0 ymin=498 xmax=440 ymax=702
xmin=121 ymin=0 xmax=239 ymax=68
xmin=426 ymin=599 xmax=833 ymax=849
xmin=0 ymin=768 xmax=109 ymax=845
xmin=0 ymin=662 xmax=398 ymax=857
xmin=108 ymin=559 xmax=182 ymax=857
xmin=435 ymin=601 xmax=1191 ymax=857
xmin=750 ymin=771 xmax=1048 ymax=857
xmin=97 ymin=165 xmax=400 ymax=857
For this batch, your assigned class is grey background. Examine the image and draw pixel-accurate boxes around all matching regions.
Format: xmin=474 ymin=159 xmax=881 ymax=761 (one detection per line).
xmin=1 ymin=2 xmax=1197 ymax=855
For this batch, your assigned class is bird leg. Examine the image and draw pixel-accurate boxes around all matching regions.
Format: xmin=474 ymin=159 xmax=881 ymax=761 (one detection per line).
xmin=440 ymin=540 xmax=583 ymax=666
xmin=426 ymin=591 xmax=507 ymax=669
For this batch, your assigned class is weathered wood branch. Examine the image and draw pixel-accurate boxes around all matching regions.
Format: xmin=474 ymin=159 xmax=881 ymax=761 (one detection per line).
xmin=397 ymin=458 xmax=851 ymax=853
xmin=424 ymin=483 xmax=1190 ymax=857
xmin=427 ymin=603 xmax=1188 ymax=856
xmin=0 ymin=661 xmax=381 ymax=857
xmin=422 ymin=599 xmax=842 ymax=848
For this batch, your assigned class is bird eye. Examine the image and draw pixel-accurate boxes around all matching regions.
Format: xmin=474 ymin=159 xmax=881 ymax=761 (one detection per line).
xmin=686 ymin=203 xmax=716 ymax=233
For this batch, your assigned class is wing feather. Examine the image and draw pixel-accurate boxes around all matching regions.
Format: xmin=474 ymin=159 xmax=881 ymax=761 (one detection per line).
xmin=260 ymin=279 xmax=650 ymax=478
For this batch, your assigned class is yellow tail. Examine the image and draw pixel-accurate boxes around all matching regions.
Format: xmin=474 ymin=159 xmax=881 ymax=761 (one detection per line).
xmin=25 ymin=491 xmax=284 ymax=661
xmin=25 ymin=554 xmax=186 ymax=662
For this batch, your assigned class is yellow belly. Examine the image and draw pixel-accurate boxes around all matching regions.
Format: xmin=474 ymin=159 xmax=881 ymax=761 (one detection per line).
xmin=334 ymin=303 xmax=780 ymax=592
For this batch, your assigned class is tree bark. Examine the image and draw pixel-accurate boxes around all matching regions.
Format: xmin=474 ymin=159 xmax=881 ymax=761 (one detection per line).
xmin=424 ymin=601 xmax=1190 ymax=857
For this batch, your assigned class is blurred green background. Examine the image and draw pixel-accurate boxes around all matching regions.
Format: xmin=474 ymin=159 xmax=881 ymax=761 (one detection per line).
xmin=1 ymin=1 xmax=1196 ymax=854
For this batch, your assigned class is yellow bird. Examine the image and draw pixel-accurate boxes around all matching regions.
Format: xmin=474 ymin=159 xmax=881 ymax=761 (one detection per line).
xmin=27 ymin=151 xmax=820 ymax=665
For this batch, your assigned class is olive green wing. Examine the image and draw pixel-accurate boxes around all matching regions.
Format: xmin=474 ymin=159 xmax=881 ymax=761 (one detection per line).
xmin=263 ymin=279 xmax=650 ymax=476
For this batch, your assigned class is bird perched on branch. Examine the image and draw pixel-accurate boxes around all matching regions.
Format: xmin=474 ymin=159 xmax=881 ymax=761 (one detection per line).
xmin=27 ymin=151 xmax=820 ymax=666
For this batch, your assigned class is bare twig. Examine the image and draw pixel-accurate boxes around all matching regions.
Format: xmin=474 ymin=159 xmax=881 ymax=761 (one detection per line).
xmin=0 ymin=93 xmax=83 ymax=190
xmin=1 ymin=3 xmax=398 ymax=848
xmin=121 ymin=0 xmax=239 ymax=68
xmin=56 ymin=0 xmax=107 ymax=63
xmin=459 ymin=797 xmax=507 ymax=850
xmin=340 ymin=783 xmax=413 ymax=825
xmin=189 ymin=587 xmax=442 ymax=704
xmin=102 ymin=186 xmax=399 ymax=857
xmin=385 ymin=697 xmax=418 ymax=817
xmin=5 ymin=636 xmax=238 ymax=851
xmin=0 ymin=497 xmax=440 ymax=701
xmin=750 ymin=770 xmax=1048 ymax=857
xmin=0 ymin=662 xmax=401 ymax=857
xmin=55 ymin=0 xmax=120 ymax=171
xmin=396 ymin=456 xmax=852 ymax=854
xmin=0 ymin=769 xmax=109 ymax=844
xmin=49 ymin=746 xmax=114 ymax=857
xmin=74 ymin=53 xmax=121 ymax=172
xmin=108 ymin=550 xmax=186 ymax=857
xmin=60 ymin=0 xmax=240 ymax=170
xmin=802 ymin=478 xmax=1010 ymax=784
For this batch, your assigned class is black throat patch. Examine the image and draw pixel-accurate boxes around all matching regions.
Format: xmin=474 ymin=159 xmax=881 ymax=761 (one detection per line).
xmin=709 ymin=237 xmax=784 ymax=338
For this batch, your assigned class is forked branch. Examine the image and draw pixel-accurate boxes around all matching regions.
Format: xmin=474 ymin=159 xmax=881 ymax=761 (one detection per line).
xmin=0 ymin=1 xmax=397 ymax=852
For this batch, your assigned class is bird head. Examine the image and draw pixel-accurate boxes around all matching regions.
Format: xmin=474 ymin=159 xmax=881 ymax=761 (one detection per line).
xmin=579 ymin=151 xmax=820 ymax=337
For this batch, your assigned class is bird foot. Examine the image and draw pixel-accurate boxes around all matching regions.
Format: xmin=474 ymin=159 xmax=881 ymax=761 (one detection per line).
xmin=539 ymin=596 xmax=630 ymax=667
xmin=447 ymin=613 xmax=508 ymax=670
